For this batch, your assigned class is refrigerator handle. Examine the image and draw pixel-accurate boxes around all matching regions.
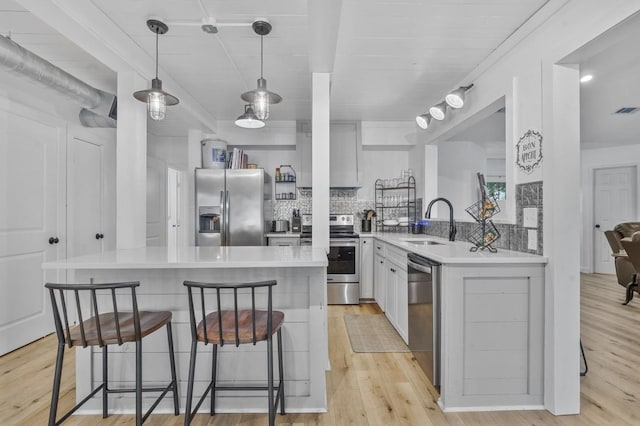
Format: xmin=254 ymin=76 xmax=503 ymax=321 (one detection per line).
xmin=225 ymin=190 xmax=231 ymax=245
xmin=220 ymin=190 xmax=226 ymax=245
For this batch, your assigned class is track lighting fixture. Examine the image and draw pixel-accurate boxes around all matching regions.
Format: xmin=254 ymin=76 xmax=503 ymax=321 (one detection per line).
xmin=417 ymin=83 xmax=474 ymax=130
xmin=429 ymin=101 xmax=448 ymax=121
xmin=445 ymin=84 xmax=474 ymax=109
xmin=416 ymin=112 xmax=432 ymax=130
xmin=241 ymin=19 xmax=282 ymax=121
xmin=235 ymin=104 xmax=265 ymax=129
xmin=133 ymin=19 xmax=179 ymax=121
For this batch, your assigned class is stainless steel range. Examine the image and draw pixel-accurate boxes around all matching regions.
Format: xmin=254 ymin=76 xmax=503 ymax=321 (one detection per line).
xmin=328 ymin=214 xmax=359 ymax=304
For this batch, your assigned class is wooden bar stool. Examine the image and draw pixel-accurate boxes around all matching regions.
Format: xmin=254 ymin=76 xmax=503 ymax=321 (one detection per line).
xmin=183 ymin=280 xmax=285 ymax=426
xmin=45 ymin=281 xmax=179 ymax=425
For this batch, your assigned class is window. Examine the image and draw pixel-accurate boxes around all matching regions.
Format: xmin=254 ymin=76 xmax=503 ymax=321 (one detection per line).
xmin=486 ymin=181 xmax=506 ymax=200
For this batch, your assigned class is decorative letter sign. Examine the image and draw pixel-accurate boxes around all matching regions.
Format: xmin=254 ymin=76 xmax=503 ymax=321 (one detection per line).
xmin=516 ymin=130 xmax=543 ymax=173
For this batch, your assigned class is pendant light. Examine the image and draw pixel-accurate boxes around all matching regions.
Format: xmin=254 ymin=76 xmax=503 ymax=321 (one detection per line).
xmin=235 ymin=104 xmax=265 ymax=129
xmin=241 ymin=19 xmax=282 ymax=120
xmin=133 ymin=19 xmax=179 ymax=120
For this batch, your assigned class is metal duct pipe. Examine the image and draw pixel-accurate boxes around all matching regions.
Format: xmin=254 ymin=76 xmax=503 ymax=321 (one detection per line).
xmin=79 ymin=108 xmax=116 ymax=128
xmin=0 ymin=34 xmax=117 ymax=125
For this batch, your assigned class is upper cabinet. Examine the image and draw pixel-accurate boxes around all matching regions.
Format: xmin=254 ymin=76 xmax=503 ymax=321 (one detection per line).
xmin=296 ymin=121 xmax=360 ymax=188
xmin=216 ymin=120 xmax=297 ymax=146
xmin=361 ymin=121 xmax=416 ymax=147
xmin=330 ymin=122 xmax=359 ymax=187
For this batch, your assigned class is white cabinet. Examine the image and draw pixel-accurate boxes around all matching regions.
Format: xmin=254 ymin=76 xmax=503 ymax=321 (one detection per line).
xmin=384 ymin=244 xmax=409 ymax=344
xmin=359 ymin=236 xmax=374 ymax=299
xmin=296 ymin=121 xmax=359 ymax=188
xmin=385 ymin=261 xmax=398 ymax=326
xmin=330 ymin=122 xmax=359 ymax=187
xmin=373 ymin=241 xmax=386 ymax=310
xmin=396 ymin=266 xmax=408 ymax=343
xmin=296 ymin=124 xmax=312 ymax=187
xmin=267 ymin=236 xmax=300 ymax=246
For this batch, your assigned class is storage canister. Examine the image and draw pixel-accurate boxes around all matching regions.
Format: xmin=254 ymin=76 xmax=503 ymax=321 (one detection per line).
xmin=201 ymin=139 xmax=227 ymax=169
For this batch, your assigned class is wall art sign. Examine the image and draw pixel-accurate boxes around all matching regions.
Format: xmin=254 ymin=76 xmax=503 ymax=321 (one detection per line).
xmin=516 ymin=130 xmax=543 ymax=173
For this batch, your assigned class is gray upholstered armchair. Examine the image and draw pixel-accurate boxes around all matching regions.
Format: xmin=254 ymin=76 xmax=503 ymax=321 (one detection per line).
xmin=604 ymin=222 xmax=640 ymax=304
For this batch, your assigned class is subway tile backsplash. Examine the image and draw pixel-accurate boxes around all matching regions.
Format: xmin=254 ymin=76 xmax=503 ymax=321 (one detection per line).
xmin=272 ymin=191 xmax=375 ymax=233
xmin=272 ymin=181 xmax=543 ymax=255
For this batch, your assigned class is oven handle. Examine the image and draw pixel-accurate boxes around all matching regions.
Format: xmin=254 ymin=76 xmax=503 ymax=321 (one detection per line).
xmin=329 ymin=239 xmax=359 ymax=245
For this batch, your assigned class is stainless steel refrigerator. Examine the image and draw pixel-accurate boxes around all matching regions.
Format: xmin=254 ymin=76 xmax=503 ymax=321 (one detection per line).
xmin=195 ymin=168 xmax=272 ymax=246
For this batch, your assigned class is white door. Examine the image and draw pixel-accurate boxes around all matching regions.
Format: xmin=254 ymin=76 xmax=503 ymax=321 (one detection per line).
xmin=593 ymin=166 xmax=638 ymax=274
xmin=167 ymin=167 xmax=181 ymax=249
xmin=0 ymin=111 xmax=63 ymax=355
xmin=67 ymin=138 xmax=103 ymax=258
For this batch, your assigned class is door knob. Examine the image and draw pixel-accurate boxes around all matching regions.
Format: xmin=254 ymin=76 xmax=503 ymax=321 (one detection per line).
xmin=48 ymin=237 xmax=59 ymax=244
xmin=95 ymin=233 xmax=104 ymax=239
xmin=595 ymin=224 xmax=600 ymax=229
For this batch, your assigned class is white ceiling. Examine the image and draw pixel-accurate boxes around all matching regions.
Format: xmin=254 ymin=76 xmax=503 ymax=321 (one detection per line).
xmin=1 ymin=0 xmax=549 ymax=125
xmin=0 ymin=0 xmax=636 ymax=148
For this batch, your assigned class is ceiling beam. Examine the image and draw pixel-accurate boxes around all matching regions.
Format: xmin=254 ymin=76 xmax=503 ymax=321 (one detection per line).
xmin=307 ymin=0 xmax=343 ymax=73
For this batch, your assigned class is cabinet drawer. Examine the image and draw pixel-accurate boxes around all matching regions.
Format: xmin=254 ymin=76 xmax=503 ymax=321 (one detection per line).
xmin=386 ymin=244 xmax=408 ymax=269
xmin=268 ymin=237 xmax=300 ymax=246
xmin=374 ymin=241 xmax=386 ymax=257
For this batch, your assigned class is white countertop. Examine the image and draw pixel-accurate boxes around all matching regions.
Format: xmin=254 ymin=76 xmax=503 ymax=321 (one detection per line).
xmin=370 ymin=232 xmax=547 ymax=264
xmin=42 ymin=246 xmax=328 ymax=270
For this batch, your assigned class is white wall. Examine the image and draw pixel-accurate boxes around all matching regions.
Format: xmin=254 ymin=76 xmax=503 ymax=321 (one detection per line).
xmin=148 ymin=135 xmax=188 ymax=170
xmin=435 ymin=141 xmax=488 ymax=220
xmin=580 ymin=143 xmax=640 ymax=271
xmin=359 ymin=147 xmax=410 ymax=201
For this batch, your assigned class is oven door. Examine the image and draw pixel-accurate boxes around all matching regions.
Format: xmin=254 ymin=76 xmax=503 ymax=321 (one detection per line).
xmin=327 ymin=239 xmax=359 ymax=283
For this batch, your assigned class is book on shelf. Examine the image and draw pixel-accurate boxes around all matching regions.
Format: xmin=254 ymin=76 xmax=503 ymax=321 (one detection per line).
xmin=226 ymin=148 xmax=250 ymax=169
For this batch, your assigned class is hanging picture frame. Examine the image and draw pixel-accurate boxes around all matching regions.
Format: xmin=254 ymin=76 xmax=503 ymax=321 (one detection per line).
xmin=515 ymin=130 xmax=543 ymax=173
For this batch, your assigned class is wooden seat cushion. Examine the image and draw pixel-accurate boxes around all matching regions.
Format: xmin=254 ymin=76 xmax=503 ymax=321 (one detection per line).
xmin=196 ymin=309 xmax=284 ymax=345
xmin=69 ymin=311 xmax=172 ymax=346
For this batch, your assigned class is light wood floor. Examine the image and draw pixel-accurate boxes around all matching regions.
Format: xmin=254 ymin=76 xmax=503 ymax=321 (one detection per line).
xmin=2 ymin=273 xmax=639 ymax=425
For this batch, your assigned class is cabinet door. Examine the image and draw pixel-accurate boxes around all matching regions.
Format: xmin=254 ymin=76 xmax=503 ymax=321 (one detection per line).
xmin=329 ymin=122 xmax=358 ymax=187
xmin=374 ymin=252 xmax=386 ymax=311
xmin=385 ymin=260 xmax=398 ymax=327
xmin=359 ymin=237 xmax=374 ymax=298
xmin=396 ymin=265 xmax=408 ymax=344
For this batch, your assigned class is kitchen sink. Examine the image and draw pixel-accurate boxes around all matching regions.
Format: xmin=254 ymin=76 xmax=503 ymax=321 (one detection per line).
xmin=402 ymin=240 xmax=443 ymax=246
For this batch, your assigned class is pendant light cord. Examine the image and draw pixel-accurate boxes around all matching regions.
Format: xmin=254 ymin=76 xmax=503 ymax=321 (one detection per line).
xmin=155 ymin=30 xmax=159 ymax=79
xmin=260 ymin=35 xmax=264 ymax=78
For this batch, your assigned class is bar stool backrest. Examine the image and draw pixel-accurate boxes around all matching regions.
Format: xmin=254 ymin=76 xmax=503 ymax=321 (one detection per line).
xmin=183 ymin=280 xmax=277 ymax=347
xmin=45 ymin=281 xmax=141 ymax=348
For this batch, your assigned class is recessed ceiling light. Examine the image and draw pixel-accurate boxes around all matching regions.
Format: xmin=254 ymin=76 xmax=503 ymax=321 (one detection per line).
xmin=580 ymin=74 xmax=593 ymax=83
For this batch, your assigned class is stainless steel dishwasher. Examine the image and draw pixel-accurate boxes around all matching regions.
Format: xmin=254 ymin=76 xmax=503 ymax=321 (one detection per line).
xmin=407 ymin=252 xmax=441 ymax=387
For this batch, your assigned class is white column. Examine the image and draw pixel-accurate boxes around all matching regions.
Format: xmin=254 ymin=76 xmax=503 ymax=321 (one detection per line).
xmin=542 ymin=63 xmax=581 ymax=415
xmin=186 ymin=129 xmax=205 ymax=246
xmin=116 ymin=71 xmax=147 ymax=249
xmin=312 ymin=73 xmax=330 ymax=252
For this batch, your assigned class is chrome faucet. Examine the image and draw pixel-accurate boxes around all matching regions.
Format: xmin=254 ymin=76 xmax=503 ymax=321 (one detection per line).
xmin=425 ymin=197 xmax=457 ymax=241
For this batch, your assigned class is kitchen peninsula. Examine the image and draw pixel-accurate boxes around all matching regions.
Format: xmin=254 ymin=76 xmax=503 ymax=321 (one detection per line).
xmin=42 ymin=246 xmax=329 ymax=414
xmin=370 ymin=233 xmax=547 ymax=412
